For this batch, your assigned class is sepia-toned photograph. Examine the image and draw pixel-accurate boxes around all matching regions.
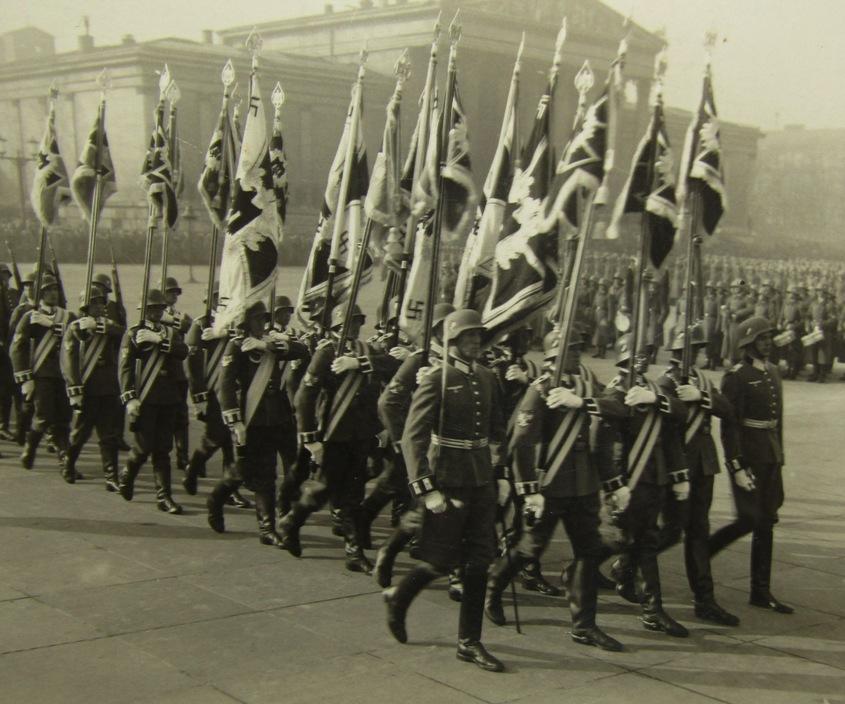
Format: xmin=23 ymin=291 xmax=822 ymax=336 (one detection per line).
xmin=0 ymin=0 xmax=842 ymax=702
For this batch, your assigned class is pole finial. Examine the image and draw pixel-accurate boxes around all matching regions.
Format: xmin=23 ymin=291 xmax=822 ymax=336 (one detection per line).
xmin=96 ymin=68 xmax=111 ymax=96
xmin=221 ymin=59 xmax=235 ymax=88
xmin=704 ymin=29 xmax=718 ymax=67
xmin=394 ymin=48 xmax=412 ymax=82
xmin=271 ymin=81 xmax=286 ymax=112
xmin=49 ymin=80 xmax=59 ymax=102
xmin=449 ymin=10 xmax=462 ymax=45
xmin=245 ymin=27 xmax=263 ymax=69
xmin=574 ymin=60 xmax=594 ymax=97
xmin=166 ymin=79 xmax=181 ymax=106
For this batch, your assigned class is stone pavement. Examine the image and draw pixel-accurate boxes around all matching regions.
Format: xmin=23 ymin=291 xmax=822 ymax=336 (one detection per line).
xmin=1 ymin=369 xmax=843 ymax=704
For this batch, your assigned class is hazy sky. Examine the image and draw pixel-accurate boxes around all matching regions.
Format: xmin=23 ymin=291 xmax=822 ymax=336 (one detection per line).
xmin=2 ymin=0 xmax=843 ymax=130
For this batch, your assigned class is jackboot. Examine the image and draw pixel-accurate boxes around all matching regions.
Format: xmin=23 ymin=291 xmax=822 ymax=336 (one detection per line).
xmin=104 ymin=464 xmax=120 ymax=493
xmin=207 ymin=479 xmax=236 ymax=533
xmin=457 ymin=571 xmax=504 ymax=672
xmin=20 ymin=429 xmax=43 ymax=470
xmin=175 ymin=425 xmax=189 ymax=470
xmin=384 ymin=564 xmax=441 ymax=643
xmin=374 ymin=526 xmax=413 ymax=588
xmin=639 ymin=556 xmax=688 ymax=637
xmin=182 ymin=449 xmax=207 ymax=495
xmin=611 ymin=555 xmax=639 ymax=604
xmin=485 ymin=551 xmax=522 ymax=626
xmin=118 ymin=456 xmax=142 ymax=501
xmin=59 ymin=450 xmax=75 ymax=484
xmin=448 ymin=568 xmax=464 ymax=602
xmin=520 ymin=559 xmax=562 ymax=596
xmin=154 ymin=466 xmax=183 ymax=514
xmin=255 ymin=490 xmax=285 ymax=548
xmin=226 ymin=489 xmax=253 ymax=509
xmin=749 ymin=528 xmax=794 ymax=614
xmin=278 ymin=502 xmax=311 ymax=557
xmin=344 ymin=509 xmax=373 ymax=574
xmin=357 ymin=485 xmax=394 ymax=550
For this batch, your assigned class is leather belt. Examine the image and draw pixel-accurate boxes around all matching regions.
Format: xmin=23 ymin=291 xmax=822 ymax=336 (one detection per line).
xmin=742 ymin=418 xmax=778 ymax=430
xmin=431 ymin=434 xmax=488 ymax=450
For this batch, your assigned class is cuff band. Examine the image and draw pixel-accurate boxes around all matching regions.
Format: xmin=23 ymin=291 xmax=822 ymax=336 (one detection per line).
xmin=299 ymin=430 xmax=321 ymax=444
xmin=67 ymin=385 xmax=84 ymax=397
xmin=602 ymin=475 xmax=625 ymax=493
xmin=658 ymin=394 xmax=671 ymax=414
xmin=584 ymin=397 xmax=600 ymax=416
xmin=726 ymin=458 xmax=744 ymax=475
xmin=409 ymin=475 xmax=437 ymax=497
xmin=514 ymin=480 xmax=540 ymax=496
xmin=15 ymin=371 xmax=32 ymax=383
xmin=120 ymin=390 xmax=137 ymax=404
xmin=670 ymin=469 xmax=690 ymax=483
xmin=700 ymin=390 xmax=712 ymax=410
xmin=357 ymin=355 xmax=373 ymax=374
xmin=192 ymin=391 xmax=208 ymax=404
xmin=495 ymin=465 xmax=512 ymax=481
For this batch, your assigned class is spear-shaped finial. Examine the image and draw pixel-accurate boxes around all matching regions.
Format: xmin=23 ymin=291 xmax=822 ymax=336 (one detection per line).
xmin=432 ymin=10 xmax=442 ymax=43
xmin=271 ymin=81 xmax=285 ymax=114
xmin=96 ymin=68 xmax=111 ymax=99
xmin=394 ymin=48 xmax=412 ymax=84
xmin=47 ymin=80 xmax=59 ymax=121
xmin=704 ymin=29 xmax=718 ymax=68
xmin=553 ymin=16 xmax=567 ymax=68
xmin=157 ymin=64 xmax=171 ymax=103
xmin=245 ymin=27 xmax=263 ymax=70
xmin=574 ymin=60 xmax=594 ymax=103
xmin=449 ymin=10 xmax=462 ymax=45
xmin=221 ymin=59 xmax=235 ymax=90
xmin=167 ymin=79 xmax=181 ymax=107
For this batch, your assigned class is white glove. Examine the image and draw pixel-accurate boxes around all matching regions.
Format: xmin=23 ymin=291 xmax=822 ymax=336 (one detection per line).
xmin=201 ymin=327 xmax=224 ymax=341
xmin=523 ymin=493 xmax=545 ymax=519
xmin=69 ymin=394 xmax=83 ymax=409
xmin=30 ymin=311 xmax=53 ymax=327
xmin=547 ymin=387 xmax=585 ymax=409
xmin=331 ymin=355 xmax=360 ymax=374
xmin=625 ymin=386 xmax=657 ymax=407
xmin=416 ymin=366 xmax=432 ymax=385
xmin=21 ymin=379 xmax=35 ymax=399
xmin=505 ymin=365 xmax=529 ymax=384
xmin=305 ymin=441 xmax=324 ymax=465
xmin=78 ymin=316 xmax=97 ymax=332
xmin=241 ymin=337 xmax=268 ymax=352
xmin=497 ymin=478 xmax=511 ymax=506
xmin=126 ymin=398 xmax=141 ymax=417
xmin=672 ymin=480 xmax=691 ymax=501
xmin=677 ymin=384 xmax=702 ymax=402
xmin=423 ymin=489 xmax=449 ymax=514
xmin=389 ymin=346 xmax=410 ymax=361
xmin=231 ymin=421 xmax=247 ymax=446
xmin=193 ymin=401 xmax=207 ymax=419
xmin=611 ymin=485 xmax=631 ymax=512
xmin=135 ymin=329 xmax=162 ymax=345
xmin=161 ymin=311 xmax=175 ymax=324
xmin=268 ymin=330 xmax=291 ymax=344
xmin=733 ymin=468 xmax=756 ymax=492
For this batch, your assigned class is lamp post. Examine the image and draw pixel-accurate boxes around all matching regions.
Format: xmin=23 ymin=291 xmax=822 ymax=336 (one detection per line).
xmin=182 ymin=203 xmax=197 ymax=283
xmin=0 ymin=137 xmax=39 ymax=228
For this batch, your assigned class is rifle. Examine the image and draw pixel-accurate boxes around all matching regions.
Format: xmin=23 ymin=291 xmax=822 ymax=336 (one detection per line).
xmin=4 ymin=241 xmax=22 ymax=292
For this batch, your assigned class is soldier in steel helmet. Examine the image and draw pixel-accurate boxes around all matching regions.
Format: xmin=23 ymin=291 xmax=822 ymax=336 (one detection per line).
xmin=10 ymin=273 xmax=75 ymax=477
xmin=484 ymin=323 xmax=628 ymax=652
xmin=384 ymin=309 xmax=508 ymax=673
xmin=117 ymin=289 xmax=189 ymax=513
xmin=60 ymin=286 xmax=125 ymax=490
xmin=161 ymin=276 xmax=192 ymax=469
xmin=709 ymin=316 xmax=793 ymax=614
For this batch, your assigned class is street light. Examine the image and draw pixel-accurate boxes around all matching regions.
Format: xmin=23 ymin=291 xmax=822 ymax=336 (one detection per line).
xmin=0 ymin=136 xmax=39 ymax=228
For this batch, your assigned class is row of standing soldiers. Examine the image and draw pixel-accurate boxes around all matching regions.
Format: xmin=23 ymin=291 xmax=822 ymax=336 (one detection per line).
xmin=0 ymin=262 xmax=794 ymax=674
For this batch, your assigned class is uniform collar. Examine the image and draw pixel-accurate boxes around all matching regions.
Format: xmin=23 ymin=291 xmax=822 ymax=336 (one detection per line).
xmin=751 ymin=357 xmax=767 ymax=372
xmin=449 ymin=354 xmax=474 ymax=375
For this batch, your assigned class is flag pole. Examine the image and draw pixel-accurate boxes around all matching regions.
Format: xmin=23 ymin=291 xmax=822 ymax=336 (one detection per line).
xmin=139 ymin=72 xmax=169 ymax=323
xmin=45 ymin=232 xmax=67 ymax=308
xmin=160 ymin=68 xmax=180 ymax=291
xmin=83 ymin=70 xmax=110 ymax=308
xmin=320 ymin=48 xmax=368 ymax=336
xmin=33 ymin=84 xmax=60 ymax=304
xmin=340 ymin=51 xmax=410 ymax=347
xmin=421 ymin=11 xmax=460 ymax=366
xmin=269 ymin=78 xmax=287 ymax=315
xmin=393 ymin=15 xmax=441 ymax=343
xmin=205 ymin=61 xmax=235 ymax=324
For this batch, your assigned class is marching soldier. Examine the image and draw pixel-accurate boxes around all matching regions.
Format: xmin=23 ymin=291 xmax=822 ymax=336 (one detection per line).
xmin=372 ymin=302 xmax=453 ymax=588
xmin=384 ymin=309 xmax=509 ymax=673
xmin=117 ymin=289 xmax=189 ymax=513
xmin=721 ymin=279 xmax=754 ymax=364
xmin=484 ymin=326 xmax=628 ymax=651
xmin=10 ymin=274 xmax=74 ymax=477
xmin=807 ymin=286 xmax=837 ymax=383
xmin=162 ymin=276 xmax=192 ymax=468
xmin=60 ymin=287 xmax=125 ymax=490
xmin=702 ymin=281 xmax=721 ymax=369
xmin=777 ymin=286 xmax=804 ymax=379
xmin=709 ymin=316 xmax=793 ymax=614
xmin=653 ymin=327 xmax=740 ymax=626
xmin=7 ymin=270 xmax=37 ymax=446
xmin=208 ymin=301 xmax=308 ymax=543
xmin=600 ymin=334 xmax=691 ymax=637
xmin=0 ymin=262 xmax=19 ymax=441
xmin=280 ymin=304 xmax=394 ymax=573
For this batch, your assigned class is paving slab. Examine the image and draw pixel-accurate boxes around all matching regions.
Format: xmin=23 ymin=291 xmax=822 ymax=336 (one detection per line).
xmin=0 ymin=597 xmax=103 ymax=654
xmin=754 ymin=617 xmax=845 ymax=671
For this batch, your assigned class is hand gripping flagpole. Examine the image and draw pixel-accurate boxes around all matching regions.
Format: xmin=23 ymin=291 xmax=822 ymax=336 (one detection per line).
xmin=340 ymin=50 xmax=410 ymax=349
xmin=204 ymin=60 xmax=236 ymax=325
xmin=320 ymin=47 xmax=368 ymax=336
xmin=160 ymin=69 xmax=181 ymax=291
xmin=393 ymin=14 xmax=441 ymax=347
xmin=33 ymin=83 xmax=60 ymax=305
xmin=680 ymin=33 xmax=716 ymax=382
xmin=139 ymin=68 xmax=169 ymax=323
xmin=83 ymin=69 xmax=110 ymax=309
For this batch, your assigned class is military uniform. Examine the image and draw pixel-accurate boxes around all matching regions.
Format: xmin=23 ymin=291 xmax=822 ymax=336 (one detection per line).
xmin=209 ymin=316 xmax=308 ymax=542
xmin=777 ymin=292 xmax=804 ymax=379
xmin=0 ymin=271 xmax=20 ymax=440
xmin=703 ymin=285 xmax=722 ymax=369
xmin=721 ymin=284 xmax=754 ymax=363
xmin=7 ymin=289 xmax=35 ymax=445
xmin=709 ymin=322 xmax=792 ymax=612
xmin=60 ymin=301 xmax=125 ymax=487
xmin=117 ymin=302 xmax=189 ymax=512
xmin=485 ymin=349 xmax=627 ymax=649
xmin=808 ymin=293 xmax=837 ymax=382
xmin=163 ymin=300 xmax=192 ymax=468
xmin=10 ymin=291 xmax=74 ymax=474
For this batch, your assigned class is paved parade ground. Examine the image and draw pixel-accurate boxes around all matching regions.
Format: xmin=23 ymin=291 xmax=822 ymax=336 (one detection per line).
xmin=1 ymin=266 xmax=844 ymax=703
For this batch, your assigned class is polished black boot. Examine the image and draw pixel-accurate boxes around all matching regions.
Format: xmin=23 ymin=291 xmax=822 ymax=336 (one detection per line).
xmin=640 ymin=556 xmax=689 ymax=637
xmin=255 ymin=490 xmax=286 ymax=548
xmin=611 ymin=555 xmax=639 ymax=604
xmin=207 ymin=480 xmax=234 ymax=533
xmin=226 ymin=489 xmax=253 ymax=509
xmin=448 ymin=568 xmax=464 ymax=602
xmin=118 ymin=457 xmax=142 ymax=501
xmin=175 ymin=425 xmax=189 ymax=471
xmin=374 ymin=526 xmax=413 ymax=589
xmin=484 ymin=551 xmax=522 ymax=626
xmin=520 ymin=559 xmax=562 ymax=596
xmin=749 ymin=529 xmax=794 ymax=614
xmin=458 ymin=571 xmax=504 ymax=672
xmin=104 ymin=464 xmax=120 ymax=493
xmin=384 ymin=564 xmax=441 ymax=643
xmin=20 ymin=429 xmax=43 ymax=470
xmin=182 ymin=450 xmax=206 ymax=496
xmin=59 ymin=450 xmax=75 ymax=484
xmin=278 ymin=503 xmax=310 ymax=557
xmin=344 ymin=509 xmax=373 ymax=574
xmin=154 ymin=466 xmax=183 ymax=514
xmin=569 ymin=557 xmax=624 ymax=651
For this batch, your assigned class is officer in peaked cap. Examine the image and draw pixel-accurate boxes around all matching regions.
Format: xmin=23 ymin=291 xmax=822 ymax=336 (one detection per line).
xmin=385 ymin=309 xmax=508 ymax=673
xmin=709 ymin=317 xmax=794 ymax=614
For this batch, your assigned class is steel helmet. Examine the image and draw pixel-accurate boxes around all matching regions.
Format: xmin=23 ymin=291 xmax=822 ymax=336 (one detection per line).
xmin=93 ymin=272 xmax=112 ymax=293
xmin=78 ymin=287 xmax=106 ymax=310
xmin=542 ymin=324 xmax=586 ymax=360
xmin=243 ymin=300 xmax=270 ymax=322
xmin=164 ymin=276 xmax=182 ymax=294
xmin=145 ymin=289 xmax=167 ymax=307
xmin=39 ymin=274 xmax=59 ymax=292
xmin=736 ymin=316 xmax=774 ymax=348
xmin=444 ymin=309 xmax=485 ymax=339
xmin=274 ymin=295 xmax=294 ymax=312
xmin=330 ymin=303 xmax=365 ymax=330
xmin=432 ymin=302 xmax=455 ymax=329
xmin=669 ymin=323 xmax=706 ymax=353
